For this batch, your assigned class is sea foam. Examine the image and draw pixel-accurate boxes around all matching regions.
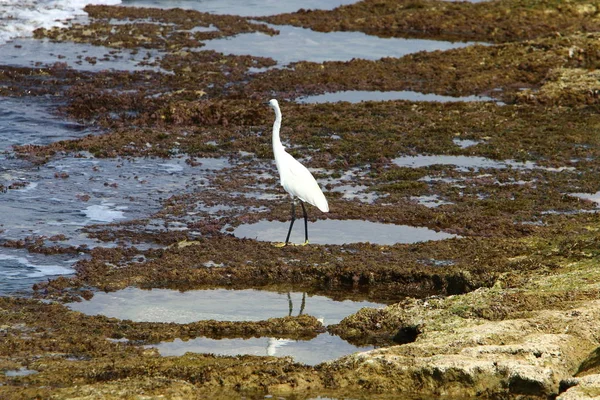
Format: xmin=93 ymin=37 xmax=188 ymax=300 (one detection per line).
xmin=0 ymin=0 xmax=121 ymax=45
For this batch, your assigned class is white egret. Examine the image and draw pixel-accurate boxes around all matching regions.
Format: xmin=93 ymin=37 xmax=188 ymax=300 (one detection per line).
xmin=267 ymin=99 xmax=329 ymax=246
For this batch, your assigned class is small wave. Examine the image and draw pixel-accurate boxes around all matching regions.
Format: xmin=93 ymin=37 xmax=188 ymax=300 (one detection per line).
xmin=83 ymin=203 xmax=126 ymax=222
xmin=0 ymin=0 xmax=122 ymax=45
xmin=0 ymin=253 xmax=74 ymax=278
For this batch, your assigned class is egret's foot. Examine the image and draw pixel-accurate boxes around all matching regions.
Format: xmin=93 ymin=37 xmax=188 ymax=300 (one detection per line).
xmin=272 ymin=241 xmax=288 ymax=248
xmin=301 ymin=240 xmax=309 ymax=246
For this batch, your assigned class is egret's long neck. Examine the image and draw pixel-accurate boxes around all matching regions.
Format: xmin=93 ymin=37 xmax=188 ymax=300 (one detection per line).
xmin=272 ymin=106 xmax=284 ymax=153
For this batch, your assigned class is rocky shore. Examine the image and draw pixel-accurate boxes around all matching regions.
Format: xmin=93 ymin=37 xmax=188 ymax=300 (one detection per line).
xmin=3 ymin=0 xmax=600 ymax=398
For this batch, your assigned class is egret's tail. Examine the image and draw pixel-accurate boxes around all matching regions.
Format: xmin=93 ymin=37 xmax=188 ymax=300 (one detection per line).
xmin=313 ymin=192 xmax=329 ymax=213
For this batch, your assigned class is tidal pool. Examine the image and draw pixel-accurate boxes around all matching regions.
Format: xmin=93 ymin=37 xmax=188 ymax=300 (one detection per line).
xmin=296 ymin=90 xmax=497 ymax=104
xmin=67 ymin=287 xmax=384 ymax=364
xmin=150 ymin=333 xmax=374 ymax=366
xmin=0 ymin=154 xmax=229 ymax=293
xmin=202 ymin=24 xmax=479 ymax=66
xmin=453 ymin=138 xmax=481 ymax=148
xmin=4 ymin=368 xmax=39 ymax=377
xmin=411 ymin=195 xmax=454 ymax=208
xmin=231 ymin=219 xmax=458 ymax=245
xmin=67 ymin=288 xmax=384 ymax=365
xmin=67 ymin=287 xmax=384 ymax=324
xmin=394 ymin=155 xmax=577 ymax=173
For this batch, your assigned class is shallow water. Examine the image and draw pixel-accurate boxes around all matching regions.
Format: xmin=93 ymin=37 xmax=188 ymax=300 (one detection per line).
xmin=202 ymin=24 xmax=479 ymax=66
xmin=0 ymin=155 xmax=228 ymax=294
xmin=0 ymin=96 xmax=90 ymax=153
xmin=296 ymin=90 xmax=497 ymax=104
xmin=231 ymin=219 xmax=458 ymax=245
xmin=1 ymin=155 xmax=228 ymax=243
xmin=67 ymin=287 xmax=383 ymax=365
xmin=1 ymin=38 xmax=164 ymax=72
xmin=0 ymin=248 xmax=77 ymax=295
xmin=0 ymin=93 xmax=233 ymax=295
xmin=150 ymin=333 xmax=373 ymax=366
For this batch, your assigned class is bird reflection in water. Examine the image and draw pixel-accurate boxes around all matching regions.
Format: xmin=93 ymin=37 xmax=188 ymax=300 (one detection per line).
xmin=267 ymin=292 xmax=307 ymax=356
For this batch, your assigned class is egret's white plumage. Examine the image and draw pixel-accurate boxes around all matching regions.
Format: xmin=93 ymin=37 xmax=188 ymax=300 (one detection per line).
xmin=268 ymin=99 xmax=329 ymax=246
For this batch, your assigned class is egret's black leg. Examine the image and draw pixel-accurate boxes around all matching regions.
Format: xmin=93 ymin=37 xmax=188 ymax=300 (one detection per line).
xmin=301 ymin=201 xmax=309 ymax=245
xmin=299 ymin=292 xmax=306 ymax=316
xmin=287 ymin=292 xmax=293 ymax=316
xmin=284 ymin=201 xmax=296 ymax=245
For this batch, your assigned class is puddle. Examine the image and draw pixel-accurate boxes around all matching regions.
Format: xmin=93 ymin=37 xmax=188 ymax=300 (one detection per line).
xmin=67 ymin=287 xmax=384 ymax=324
xmin=4 ymin=368 xmax=38 ymax=377
xmin=0 ymin=38 xmax=165 ymax=72
xmin=411 ymin=195 xmax=453 ymax=208
xmin=453 ymin=138 xmax=481 ymax=148
xmin=202 ymin=24 xmax=479 ymax=66
xmin=419 ymin=258 xmax=455 ymax=267
xmin=331 ymin=184 xmax=379 ymax=203
xmin=124 ymin=0 xmax=360 ymax=16
xmin=393 ymin=155 xmax=537 ymax=171
xmin=67 ymin=287 xmax=383 ymax=365
xmin=394 ymin=155 xmax=577 ymax=173
xmin=231 ymin=219 xmax=458 ymax=245
xmin=570 ymin=192 xmax=600 ymax=207
xmin=150 ymin=333 xmax=373 ymax=366
xmin=296 ymin=90 xmax=496 ymax=104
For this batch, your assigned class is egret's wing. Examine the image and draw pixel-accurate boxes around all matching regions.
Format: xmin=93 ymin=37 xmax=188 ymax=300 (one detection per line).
xmin=278 ymin=152 xmax=329 ymax=212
